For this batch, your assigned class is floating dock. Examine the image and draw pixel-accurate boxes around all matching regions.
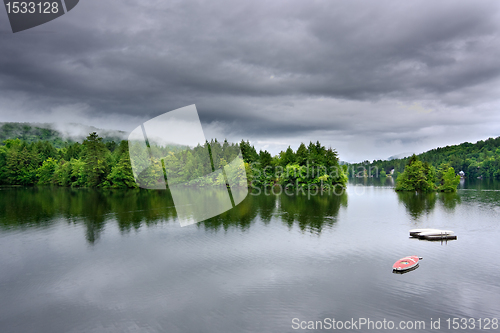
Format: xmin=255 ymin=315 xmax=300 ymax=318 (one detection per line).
xmin=409 ymin=228 xmax=457 ymax=240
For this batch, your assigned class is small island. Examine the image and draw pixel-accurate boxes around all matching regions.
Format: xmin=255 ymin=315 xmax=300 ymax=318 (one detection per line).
xmin=395 ymin=154 xmax=460 ymax=192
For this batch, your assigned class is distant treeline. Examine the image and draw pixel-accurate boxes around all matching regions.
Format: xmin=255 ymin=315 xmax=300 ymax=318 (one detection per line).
xmin=0 ymin=122 xmax=67 ymax=147
xmin=0 ymin=122 xmax=124 ymax=148
xmin=349 ymin=136 xmax=500 ymax=179
xmin=0 ymin=132 xmax=347 ymax=189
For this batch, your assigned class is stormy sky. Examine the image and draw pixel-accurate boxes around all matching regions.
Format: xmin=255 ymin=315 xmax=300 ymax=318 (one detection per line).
xmin=1 ymin=0 xmax=500 ymax=161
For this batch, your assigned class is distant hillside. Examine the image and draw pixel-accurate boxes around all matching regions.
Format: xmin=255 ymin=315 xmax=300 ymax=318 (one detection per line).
xmin=0 ymin=122 xmax=127 ymax=147
xmin=349 ymin=136 xmax=500 ymax=179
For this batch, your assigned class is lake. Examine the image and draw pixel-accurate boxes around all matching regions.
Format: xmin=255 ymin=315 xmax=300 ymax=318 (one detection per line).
xmin=1 ymin=180 xmax=499 ymax=332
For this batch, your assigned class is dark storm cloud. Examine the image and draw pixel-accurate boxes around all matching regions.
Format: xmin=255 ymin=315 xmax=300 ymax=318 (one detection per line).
xmin=1 ymin=0 xmax=500 ymax=159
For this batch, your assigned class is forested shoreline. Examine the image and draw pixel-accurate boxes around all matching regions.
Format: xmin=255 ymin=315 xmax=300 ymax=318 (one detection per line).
xmin=2 ymin=125 xmax=499 ymax=189
xmin=0 ymin=132 xmax=347 ymax=189
xmin=348 ymin=136 xmax=500 ymax=179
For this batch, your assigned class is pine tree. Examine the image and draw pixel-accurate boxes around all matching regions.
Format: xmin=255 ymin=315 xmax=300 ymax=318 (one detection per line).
xmin=82 ymin=132 xmax=109 ymax=187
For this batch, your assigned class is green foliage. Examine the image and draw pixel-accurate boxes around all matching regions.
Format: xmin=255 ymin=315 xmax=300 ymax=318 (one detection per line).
xmin=239 ymin=140 xmax=259 ymax=164
xmin=395 ymin=155 xmax=437 ymax=192
xmin=295 ymin=143 xmax=308 ymax=165
xmin=0 ymin=145 xmax=7 ymax=185
xmin=0 ymin=133 xmax=134 ymax=188
xmin=0 ymin=131 xmax=347 ymax=190
xmin=279 ymin=146 xmax=296 ymax=167
xmin=0 ymin=123 xmax=66 ymax=147
xmin=105 ymin=155 xmax=138 ymax=188
xmin=396 ymin=154 xmax=460 ymax=192
xmin=438 ymin=167 xmax=461 ymax=192
xmin=6 ymin=145 xmax=38 ymax=185
xmin=63 ymin=142 xmax=82 ymax=161
xmin=349 ymin=136 xmax=500 ymax=180
xmin=37 ymin=157 xmax=58 ymax=185
xmin=82 ymin=132 xmax=109 ymax=187
xmin=70 ymin=159 xmax=87 ymax=187
xmin=53 ymin=160 xmax=72 ymax=186
xmin=270 ymin=142 xmax=346 ymax=189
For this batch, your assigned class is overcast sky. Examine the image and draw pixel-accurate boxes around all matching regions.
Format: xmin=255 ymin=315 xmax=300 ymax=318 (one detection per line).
xmin=2 ymin=0 xmax=500 ymax=161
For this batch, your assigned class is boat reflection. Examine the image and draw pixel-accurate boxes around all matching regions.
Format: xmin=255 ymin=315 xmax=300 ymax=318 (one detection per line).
xmin=392 ymin=263 xmax=420 ymax=275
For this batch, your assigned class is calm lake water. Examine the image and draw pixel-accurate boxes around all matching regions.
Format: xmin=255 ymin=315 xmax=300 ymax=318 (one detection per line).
xmin=1 ymin=180 xmax=499 ymax=332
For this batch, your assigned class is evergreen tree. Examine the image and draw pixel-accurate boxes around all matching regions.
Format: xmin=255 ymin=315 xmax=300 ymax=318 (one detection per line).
xmin=438 ymin=167 xmax=461 ymax=192
xmin=0 ymin=145 xmax=7 ymax=185
xmin=279 ymin=146 xmax=296 ymax=167
xmin=295 ymin=143 xmax=308 ymax=165
xmin=37 ymin=157 xmax=57 ymax=185
xmin=395 ymin=155 xmax=438 ymax=192
xmin=82 ymin=132 xmax=109 ymax=187
xmin=6 ymin=146 xmax=37 ymax=185
xmin=105 ymin=154 xmax=138 ymax=188
xmin=240 ymin=140 xmax=259 ymax=164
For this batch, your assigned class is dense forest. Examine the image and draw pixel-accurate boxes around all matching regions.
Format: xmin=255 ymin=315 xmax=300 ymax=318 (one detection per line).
xmin=239 ymin=140 xmax=347 ymax=189
xmin=0 ymin=133 xmax=135 ymax=188
xmin=349 ymin=136 xmax=500 ymax=179
xmin=0 ymin=131 xmax=347 ymax=189
xmin=3 ymin=122 xmax=498 ymax=189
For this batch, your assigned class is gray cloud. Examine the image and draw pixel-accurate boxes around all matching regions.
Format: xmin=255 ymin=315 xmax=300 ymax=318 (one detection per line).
xmin=1 ymin=0 xmax=500 ymax=161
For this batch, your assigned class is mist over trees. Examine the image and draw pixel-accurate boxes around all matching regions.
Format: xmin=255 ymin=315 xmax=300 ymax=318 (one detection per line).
xmin=0 ymin=122 xmax=125 ymax=148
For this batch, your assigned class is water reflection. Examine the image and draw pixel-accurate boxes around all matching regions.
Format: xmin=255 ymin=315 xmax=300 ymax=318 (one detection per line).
xmin=392 ymin=264 xmax=420 ymax=275
xmin=349 ymin=177 xmax=394 ymax=187
xmin=461 ymin=178 xmax=500 ymax=190
xmin=439 ymin=192 xmax=461 ymax=211
xmin=198 ymin=192 xmax=263 ymax=232
xmin=397 ymin=192 xmax=437 ymax=219
xmin=278 ymin=191 xmax=347 ymax=233
xmin=0 ymin=187 xmax=177 ymax=244
xmin=0 ymin=187 xmax=348 ymax=243
xmin=185 ymin=189 xmax=348 ymax=234
xmin=397 ymin=191 xmax=461 ymax=219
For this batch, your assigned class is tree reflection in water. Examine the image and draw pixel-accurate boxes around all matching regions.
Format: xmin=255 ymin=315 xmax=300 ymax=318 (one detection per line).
xmin=0 ymin=186 xmax=348 ymax=243
xmin=397 ymin=191 xmax=461 ymax=220
xmin=200 ymin=187 xmax=348 ymax=234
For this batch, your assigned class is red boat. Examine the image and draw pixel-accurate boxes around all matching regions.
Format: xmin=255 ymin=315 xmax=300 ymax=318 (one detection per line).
xmin=393 ymin=256 xmax=422 ymax=272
